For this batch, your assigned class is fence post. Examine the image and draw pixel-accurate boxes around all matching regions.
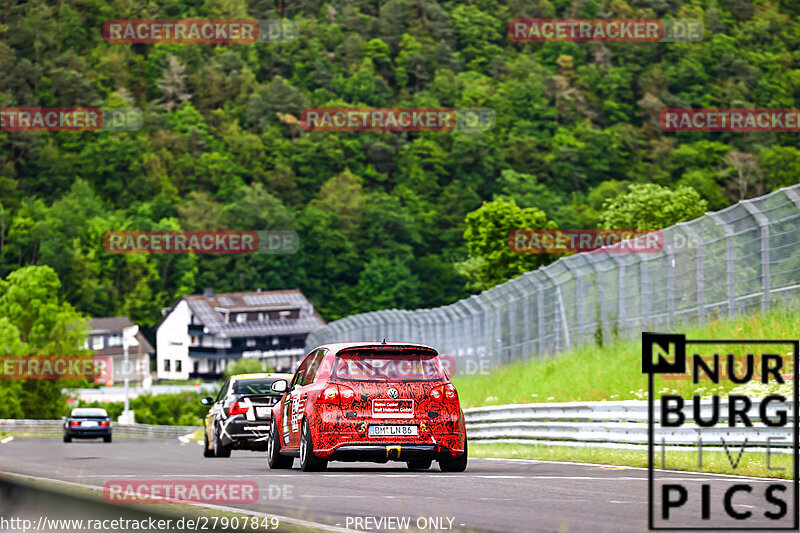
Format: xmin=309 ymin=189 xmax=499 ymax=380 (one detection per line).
xmin=741 ymin=200 xmax=771 ymax=313
xmin=678 ymin=222 xmax=706 ymax=324
xmin=607 ymin=254 xmax=626 ymax=337
xmin=563 ymin=259 xmax=583 ymax=345
xmin=640 ymin=257 xmax=649 ymax=331
xmin=583 ymin=254 xmax=605 ymax=344
xmin=542 ymin=268 xmax=570 ymax=350
xmin=666 ymin=247 xmax=675 ymax=329
xmin=708 ymin=212 xmax=736 ymax=318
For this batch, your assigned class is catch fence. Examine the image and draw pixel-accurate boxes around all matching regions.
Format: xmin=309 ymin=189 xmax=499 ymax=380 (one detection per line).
xmin=306 ymin=186 xmax=800 ymax=373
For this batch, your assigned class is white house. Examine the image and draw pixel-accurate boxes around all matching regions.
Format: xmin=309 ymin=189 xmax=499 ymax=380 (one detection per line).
xmin=85 ymin=316 xmax=153 ymax=387
xmin=156 ymin=288 xmax=325 ymax=381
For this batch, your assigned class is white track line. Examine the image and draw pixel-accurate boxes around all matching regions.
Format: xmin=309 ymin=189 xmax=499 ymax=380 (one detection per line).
xmin=1 ymin=472 xmax=353 ymax=533
xmin=472 ymin=457 xmax=794 ymax=482
xmin=0 ymin=436 xmax=13 ymax=444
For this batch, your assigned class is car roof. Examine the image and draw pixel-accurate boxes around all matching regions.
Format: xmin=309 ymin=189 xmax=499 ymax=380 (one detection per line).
xmin=311 ymin=342 xmax=438 ymax=355
xmin=230 ymin=372 xmax=293 ymax=381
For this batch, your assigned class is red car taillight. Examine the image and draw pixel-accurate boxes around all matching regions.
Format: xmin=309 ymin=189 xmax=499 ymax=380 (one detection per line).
xmin=69 ymin=421 xmax=80 ymax=427
xmin=430 ymin=383 xmax=459 ymax=403
xmin=318 ymin=384 xmax=355 ymax=405
xmin=228 ymin=402 xmax=249 ymax=416
xmin=100 ymin=420 xmax=110 ymax=427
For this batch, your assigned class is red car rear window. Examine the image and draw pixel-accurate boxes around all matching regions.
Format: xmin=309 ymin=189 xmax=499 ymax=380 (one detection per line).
xmin=332 ymin=352 xmax=445 ymax=382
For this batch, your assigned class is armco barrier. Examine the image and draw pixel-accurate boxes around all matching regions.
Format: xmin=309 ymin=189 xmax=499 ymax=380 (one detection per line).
xmin=0 ymin=419 xmax=200 ymax=438
xmin=464 ymin=400 xmax=796 ymax=452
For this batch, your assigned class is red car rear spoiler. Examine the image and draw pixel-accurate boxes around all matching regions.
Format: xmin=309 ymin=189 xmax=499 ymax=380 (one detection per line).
xmin=335 ymin=344 xmax=438 ymax=356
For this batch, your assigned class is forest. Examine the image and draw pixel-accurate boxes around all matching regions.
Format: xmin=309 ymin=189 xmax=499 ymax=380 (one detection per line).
xmin=1 ymin=0 xmax=799 ymax=334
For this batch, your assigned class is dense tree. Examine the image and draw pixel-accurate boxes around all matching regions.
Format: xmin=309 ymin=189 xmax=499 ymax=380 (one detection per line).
xmin=458 ymin=198 xmax=557 ymax=291
xmin=0 ymin=0 xmax=798 ymax=335
xmin=599 ymin=184 xmax=709 ymax=230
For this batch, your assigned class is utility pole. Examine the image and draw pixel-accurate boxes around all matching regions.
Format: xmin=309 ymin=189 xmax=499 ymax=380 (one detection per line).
xmin=120 ymin=324 xmax=139 ymax=424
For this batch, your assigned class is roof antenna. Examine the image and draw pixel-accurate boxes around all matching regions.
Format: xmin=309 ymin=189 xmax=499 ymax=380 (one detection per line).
xmin=382 ymin=338 xmax=386 ymax=344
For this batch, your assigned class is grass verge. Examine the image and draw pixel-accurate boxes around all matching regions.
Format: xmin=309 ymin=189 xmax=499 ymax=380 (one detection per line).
xmin=470 ymin=442 xmax=793 ymax=479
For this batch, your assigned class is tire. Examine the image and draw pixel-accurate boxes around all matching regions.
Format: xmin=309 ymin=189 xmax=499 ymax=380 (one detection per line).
xmin=103 ymin=435 xmax=112 ymax=443
xmin=213 ymin=426 xmax=231 ymax=458
xmin=439 ymin=439 xmax=468 ymax=472
xmin=299 ymin=419 xmax=327 ymax=472
xmin=63 ymin=434 xmax=71 ymax=443
xmin=203 ymin=432 xmax=214 ymax=458
xmin=406 ymin=458 xmax=432 ymax=470
xmin=267 ymin=420 xmax=294 ymax=469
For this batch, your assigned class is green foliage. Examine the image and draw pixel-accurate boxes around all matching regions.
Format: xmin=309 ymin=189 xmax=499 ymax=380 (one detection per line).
xmin=0 ymin=266 xmax=90 ymax=419
xmin=458 ymin=198 xmax=557 ymax=290
xmin=0 ymin=0 xmax=798 ymax=338
xmin=599 ymin=184 xmax=709 ymax=230
xmin=223 ymin=358 xmax=275 ymax=378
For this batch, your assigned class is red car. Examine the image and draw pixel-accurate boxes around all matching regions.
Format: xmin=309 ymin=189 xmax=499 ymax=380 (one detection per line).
xmin=267 ymin=342 xmax=468 ymax=472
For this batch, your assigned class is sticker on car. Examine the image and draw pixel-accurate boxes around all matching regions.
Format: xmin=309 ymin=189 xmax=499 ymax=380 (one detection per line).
xmin=372 ymin=399 xmax=414 ymax=418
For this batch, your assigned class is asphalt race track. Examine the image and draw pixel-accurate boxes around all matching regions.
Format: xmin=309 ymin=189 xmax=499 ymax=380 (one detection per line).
xmin=0 ymin=437 xmax=794 ymax=532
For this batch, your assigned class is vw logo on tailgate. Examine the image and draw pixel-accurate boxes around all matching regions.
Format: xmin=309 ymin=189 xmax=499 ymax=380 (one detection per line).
xmin=387 ymin=388 xmax=398 ymax=399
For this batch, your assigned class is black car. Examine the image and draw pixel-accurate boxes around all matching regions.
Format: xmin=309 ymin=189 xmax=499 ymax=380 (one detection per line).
xmin=63 ymin=408 xmax=112 ymax=443
xmin=202 ymin=372 xmax=292 ymax=457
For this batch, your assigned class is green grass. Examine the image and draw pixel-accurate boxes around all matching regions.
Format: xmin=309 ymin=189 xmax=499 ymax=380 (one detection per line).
xmin=453 ymin=302 xmax=800 ymax=408
xmin=470 ymin=443 xmax=794 ymax=479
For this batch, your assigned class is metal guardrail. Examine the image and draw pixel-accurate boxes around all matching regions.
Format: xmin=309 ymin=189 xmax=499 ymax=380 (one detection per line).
xmin=464 ymin=400 xmax=796 ymax=451
xmin=0 ymin=419 xmax=200 ymax=438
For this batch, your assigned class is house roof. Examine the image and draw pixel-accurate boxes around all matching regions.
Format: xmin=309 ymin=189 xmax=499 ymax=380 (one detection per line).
xmin=181 ymin=289 xmax=325 ymax=338
xmin=88 ymin=316 xmax=154 ymax=355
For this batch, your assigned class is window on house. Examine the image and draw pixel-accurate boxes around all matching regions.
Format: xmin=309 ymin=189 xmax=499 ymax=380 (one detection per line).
xmin=236 ymin=313 xmax=247 ymax=323
xmin=246 ymin=338 xmax=256 ymax=347
xmin=279 ymin=310 xmax=291 ymax=319
xmin=272 ymin=337 xmax=279 ymax=345
xmin=164 ymin=359 xmax=171 ymax=371
xmin=108 ymin=335 xmax=122 ymax=347
xmin=176 ymin=360 xmax=182 ymax=372
xmin=92 ymin=336 xmax=104 ymax=350
xmin=258 ymin=312 xmax=264 ymax=321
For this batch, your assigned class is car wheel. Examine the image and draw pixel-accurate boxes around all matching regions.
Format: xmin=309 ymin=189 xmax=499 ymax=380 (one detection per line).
xmin=103 ymin=435 xmax=112 ymax=443
xmin=63 ymin=434 xmax=71 ymax=443
xmin=406 ymin=458 xmax=432 ymax=470
xmin=267 ymin=420 xmax=294 ymax=469
xmin=438 ymin=439 xmax=468 ymax=472
xmin=213 ymin=426 xmax=231 ymax=458
xmin=299 ymin=419 xmax=327 ymax=472
xmin=203 ymin=432 xmax=214 ymax=458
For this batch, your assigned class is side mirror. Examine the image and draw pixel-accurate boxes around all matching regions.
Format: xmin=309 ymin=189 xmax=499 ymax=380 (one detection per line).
xmin=201 ymin=396 xmax=213 ymax=405
xmin=271 ymin=379 xmax=288 ymax=393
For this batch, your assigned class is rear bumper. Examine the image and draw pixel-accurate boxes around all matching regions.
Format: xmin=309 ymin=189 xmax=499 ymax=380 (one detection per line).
xmin=65 ymin=429 xmax=111 ymax=438
xmin=221 ymin=417 xmax=272 ymax=447
xmin=327 ymin=444 xmax=462 ymax=462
